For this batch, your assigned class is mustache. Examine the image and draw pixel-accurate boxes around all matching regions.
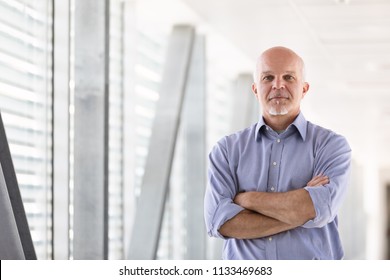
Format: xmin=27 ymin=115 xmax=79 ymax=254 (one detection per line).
xmin=268 ymin=90 xmax=289 ymax=100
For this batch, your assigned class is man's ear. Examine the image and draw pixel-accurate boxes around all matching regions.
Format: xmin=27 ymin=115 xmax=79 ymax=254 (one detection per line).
xmin=302 ymin=82 xmax=310 ymax=97
xmin=252 ymin=83 xmax=258 ymax=96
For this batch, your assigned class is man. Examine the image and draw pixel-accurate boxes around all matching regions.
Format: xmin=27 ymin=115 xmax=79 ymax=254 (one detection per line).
xmin=204 ymin=46 xmax=351 ymax=259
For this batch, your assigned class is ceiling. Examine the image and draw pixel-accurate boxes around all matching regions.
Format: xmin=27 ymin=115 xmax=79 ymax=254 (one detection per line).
xmin=181 ymin=0 xmax=390 ymax=168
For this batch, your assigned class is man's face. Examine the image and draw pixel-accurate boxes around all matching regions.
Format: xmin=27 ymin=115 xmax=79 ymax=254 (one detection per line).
xmin=252 ymin=49 xmax=309 ymax=120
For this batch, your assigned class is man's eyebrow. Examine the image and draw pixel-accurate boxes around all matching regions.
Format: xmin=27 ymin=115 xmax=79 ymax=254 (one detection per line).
xmin=285 ymin=71 xmax=297 ymax=75
xmin=261 ymin=71 xmax=297 ymax=75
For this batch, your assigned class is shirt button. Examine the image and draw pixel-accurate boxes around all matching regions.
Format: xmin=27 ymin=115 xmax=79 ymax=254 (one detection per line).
xmin=276 ymin=139 xmax=281 ymax=143
xmin=272 ymin=162 xmax=277 ymax=166
xmin=268 ymin=237 xmax=272 ymax=241
xmin=270 ymin=187 xmax=275 ymax=191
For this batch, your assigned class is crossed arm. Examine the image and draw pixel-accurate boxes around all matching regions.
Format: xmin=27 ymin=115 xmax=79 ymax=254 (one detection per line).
xmin=218 ymin=175 xmax=329 ymax=239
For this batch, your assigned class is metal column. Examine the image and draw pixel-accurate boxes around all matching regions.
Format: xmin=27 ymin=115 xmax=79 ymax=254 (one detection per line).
xmin=73 ymin=0 xmax=109 ymax=259
xmin=183 ymin=35 xmax=206 ymax=259
xmin=128 ymin=25 xmax=195 ymax=259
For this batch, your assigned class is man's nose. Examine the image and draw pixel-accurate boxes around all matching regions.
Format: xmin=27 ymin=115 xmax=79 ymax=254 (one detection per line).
xmin=272 ymin=78 xmax=285 ymax=90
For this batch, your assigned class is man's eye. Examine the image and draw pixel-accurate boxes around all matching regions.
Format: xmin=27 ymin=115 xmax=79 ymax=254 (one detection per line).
xmin=284 ymin=75 xmax=295 ymax=81
xmin=262 ymin=76 xmax=274 ymax=81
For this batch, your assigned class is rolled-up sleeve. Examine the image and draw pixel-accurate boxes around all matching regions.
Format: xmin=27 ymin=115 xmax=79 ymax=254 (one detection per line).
xmin=303 ymin=134 xmax=351 ymax=228
xmin=204 ymin=140 xmax=244 ymax=239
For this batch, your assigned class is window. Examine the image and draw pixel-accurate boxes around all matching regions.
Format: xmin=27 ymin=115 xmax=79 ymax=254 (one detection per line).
xmin=0 ymin=0 xmax=53 ymax=259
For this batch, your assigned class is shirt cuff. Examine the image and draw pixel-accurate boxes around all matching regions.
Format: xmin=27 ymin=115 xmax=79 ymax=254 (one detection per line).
xmin=208 ymin=198 xmax=245 ymax=239
xmin=302 ymin=186 xmax=331 ymax=228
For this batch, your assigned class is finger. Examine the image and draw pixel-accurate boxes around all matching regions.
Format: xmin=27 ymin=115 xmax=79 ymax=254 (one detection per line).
xmin=307 ymin=175 xmax=323 ymax=185
xmin=316 ymin=178 xmax=329 ymax=186
xmin=308 ymin=178 xmax=328 ymax=187
xmin=309 ymin=175 xmax=325 ymax=181
xmin=233 ymin=192 xmax=245 ymax=204
xmin=307 ymin=176 xmax=329 ymax=186
xmin=308 ymin=177 xmax=328 ymax=186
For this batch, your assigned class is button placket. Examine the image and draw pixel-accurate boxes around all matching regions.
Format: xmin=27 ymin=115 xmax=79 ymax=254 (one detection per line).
xmin=268 ymin=138 xmax=283 ymax=193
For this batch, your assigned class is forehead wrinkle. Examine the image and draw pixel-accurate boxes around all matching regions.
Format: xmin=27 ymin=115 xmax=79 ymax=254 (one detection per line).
xmin=261 ymin=70 xmax=297 ymax=76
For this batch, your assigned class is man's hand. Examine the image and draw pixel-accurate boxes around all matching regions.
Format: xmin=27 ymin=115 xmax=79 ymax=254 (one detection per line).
xmin=307 ymin=175 xmax=329 ymax=187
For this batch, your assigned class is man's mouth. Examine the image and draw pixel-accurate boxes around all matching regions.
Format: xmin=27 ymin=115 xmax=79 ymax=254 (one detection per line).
xmin=269 ymin=96 xmax=288 ymax=101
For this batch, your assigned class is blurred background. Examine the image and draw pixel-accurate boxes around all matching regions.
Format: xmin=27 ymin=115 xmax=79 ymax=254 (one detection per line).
xmin=0 ymin=0 xmax=389 ymax=260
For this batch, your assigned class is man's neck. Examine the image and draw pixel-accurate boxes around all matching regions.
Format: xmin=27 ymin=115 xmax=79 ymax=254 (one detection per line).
xmin=263 ymin=112 xmax=299 ymax=131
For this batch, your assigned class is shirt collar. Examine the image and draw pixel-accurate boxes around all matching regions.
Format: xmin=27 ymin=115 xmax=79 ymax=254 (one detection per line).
xmin=255 ymin=112 xmax=307 ymax=141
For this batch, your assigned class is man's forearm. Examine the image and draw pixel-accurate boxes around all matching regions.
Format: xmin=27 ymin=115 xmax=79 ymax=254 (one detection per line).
xmin=233 ymin=175 xmax=329 ymax=226
xmin=218 ymin=209 xmax=297 ymax=239
xmin=234 ymin=189 xmax=315 ymax=226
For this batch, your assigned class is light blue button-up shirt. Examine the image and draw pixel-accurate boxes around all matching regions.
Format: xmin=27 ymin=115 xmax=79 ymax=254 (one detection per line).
xmin=204 ymin=113 xmax=351 ymax=260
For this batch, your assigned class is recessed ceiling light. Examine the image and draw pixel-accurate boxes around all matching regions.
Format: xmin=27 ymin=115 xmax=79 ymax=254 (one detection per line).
xmin=334 ymin=0 xmax=350 ymax=4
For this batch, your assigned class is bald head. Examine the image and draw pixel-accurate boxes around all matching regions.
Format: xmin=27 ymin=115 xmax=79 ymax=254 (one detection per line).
xmin=254 ymin=46 xmax=306 ymax=83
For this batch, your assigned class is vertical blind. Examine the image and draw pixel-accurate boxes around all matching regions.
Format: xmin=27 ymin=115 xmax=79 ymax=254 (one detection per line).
xmin=0 ymin=0 xmax=53 ymax=259
xmin=108 ymin=0 xmax=124 ymax=259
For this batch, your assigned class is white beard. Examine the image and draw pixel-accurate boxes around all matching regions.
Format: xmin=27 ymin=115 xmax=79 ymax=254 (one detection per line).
xmin=268 ymin=102 xmax=289 ymax=116
xmin=269 ymin=107 xmax=288 ymax=116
